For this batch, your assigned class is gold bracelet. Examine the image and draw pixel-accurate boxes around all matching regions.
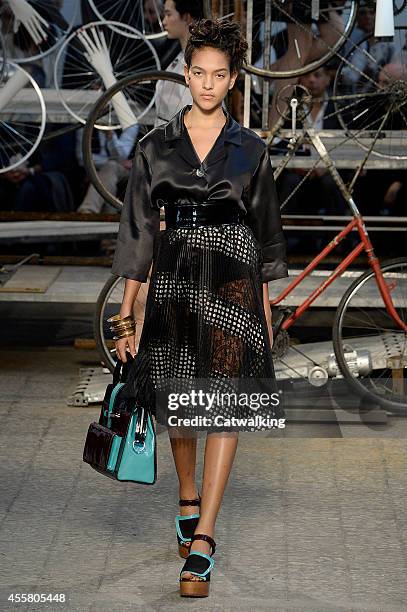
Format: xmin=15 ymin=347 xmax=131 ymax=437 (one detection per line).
xmin=113 ymin=328 xmax=136 ymax=340
xmin=109 ymin=321 xmax=136 ymax=332
xmin=107 ymin=314 xmax=135 ymax=326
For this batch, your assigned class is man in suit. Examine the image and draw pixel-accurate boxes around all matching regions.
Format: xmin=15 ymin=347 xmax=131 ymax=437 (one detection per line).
xmin=276 ymin=66 xmax=347 ymax=218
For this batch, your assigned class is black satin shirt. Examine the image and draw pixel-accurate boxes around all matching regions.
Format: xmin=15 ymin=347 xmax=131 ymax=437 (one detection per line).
xmin=111 ymin=104 xmax=288 ymax=283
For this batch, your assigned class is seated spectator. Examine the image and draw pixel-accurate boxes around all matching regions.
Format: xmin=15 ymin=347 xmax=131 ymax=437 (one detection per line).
xmin=277 ymin=66 xmax=349 ymax=218
xmin=76 ymin=123 xmax=140 ymax=214
xmin=352 ymin=63 xmax=407 ymax=219
xmin=383 ymin=174 xmax=406 ymax=216
xmin=342 ymin=4 xmax=395 ymax=93
xmin=0 ymin=152 xmax=74 ymax=213
xmin=378 ymin=62 xmax=407 ymax=88
xmin=154 ymin=0 xmax=203 ymax=127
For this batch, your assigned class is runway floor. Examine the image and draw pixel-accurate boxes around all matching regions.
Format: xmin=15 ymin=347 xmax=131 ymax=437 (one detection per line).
xmin=0 ymin=313 xmax=407 ymax=611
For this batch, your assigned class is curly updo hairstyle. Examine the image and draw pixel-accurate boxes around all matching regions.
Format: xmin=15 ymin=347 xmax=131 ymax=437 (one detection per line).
xmin=184 ymin=18 xmax=248 ymax=75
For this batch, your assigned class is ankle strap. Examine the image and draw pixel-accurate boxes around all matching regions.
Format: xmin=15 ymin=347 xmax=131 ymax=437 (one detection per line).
xmin=191 ymin=533 xmax=216 ymax=555
xmin=179 ymin=493 xmax=201 ymax=506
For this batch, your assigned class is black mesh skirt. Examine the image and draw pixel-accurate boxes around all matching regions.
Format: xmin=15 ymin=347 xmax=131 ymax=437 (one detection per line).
xmin=120 ymin=222 xmax=286 ymax=431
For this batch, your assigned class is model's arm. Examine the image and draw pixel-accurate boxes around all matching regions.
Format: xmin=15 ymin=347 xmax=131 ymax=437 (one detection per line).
xmin=263 ymin=283 xmax=273 ymax=348
xmin=111 ymin=142 xmax=160 ymax=361
xmin=244 ymin=145 xmax=288 ymax=284
xmin=245 ymin=145 xmax=288 ymax=347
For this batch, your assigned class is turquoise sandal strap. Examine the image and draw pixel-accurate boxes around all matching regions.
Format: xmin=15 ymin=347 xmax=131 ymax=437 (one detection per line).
xmin=175 ymin=514 xmax=200 ymax=542
xmin=179 ymin=552 xmax=215 ymax=578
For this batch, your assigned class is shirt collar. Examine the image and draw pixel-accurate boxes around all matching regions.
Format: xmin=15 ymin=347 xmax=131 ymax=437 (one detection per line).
xmin=164 ymin=104 xmax=242 ymax=146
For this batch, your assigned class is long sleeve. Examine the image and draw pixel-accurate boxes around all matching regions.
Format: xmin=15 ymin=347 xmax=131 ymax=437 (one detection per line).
xmin=111 ymin=143 xmax=160 ymax=283
xmin=244 ymin=146 xmax=288 ymax=283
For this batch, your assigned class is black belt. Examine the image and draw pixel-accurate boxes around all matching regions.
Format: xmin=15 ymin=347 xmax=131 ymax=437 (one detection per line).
xmin=164 ymin=205 xmax=244 ymax=229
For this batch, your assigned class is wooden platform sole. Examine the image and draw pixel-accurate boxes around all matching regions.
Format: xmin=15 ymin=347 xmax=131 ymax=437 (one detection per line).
xmin=180 ymin=579 xmax=210 ymax=597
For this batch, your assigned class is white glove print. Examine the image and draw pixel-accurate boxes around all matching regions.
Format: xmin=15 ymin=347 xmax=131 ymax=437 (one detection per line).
xmin=78 ymin=26 xmax=137 ymax=129
xmin=8 ymin=0 xmax=49 ymax=46
xmin=78 ymin=27 xmax=116 ymax=89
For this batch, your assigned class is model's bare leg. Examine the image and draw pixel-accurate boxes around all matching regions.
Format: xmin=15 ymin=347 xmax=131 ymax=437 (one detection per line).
xmin=169 ymin=427 xmax=200 ymax=526
xmin=181 ymin=431 xmax=239 ymax=581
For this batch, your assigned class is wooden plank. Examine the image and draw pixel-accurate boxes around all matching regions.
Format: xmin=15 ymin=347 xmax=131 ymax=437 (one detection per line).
xmin=0 ymin=265 xmax=61 ymax=293
xmin=0 ymin=221 xmax=120 ymax=244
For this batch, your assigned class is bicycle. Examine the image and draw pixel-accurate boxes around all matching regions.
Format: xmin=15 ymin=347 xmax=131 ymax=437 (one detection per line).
xmin=268 ymin=104 xmax=407 ymax=413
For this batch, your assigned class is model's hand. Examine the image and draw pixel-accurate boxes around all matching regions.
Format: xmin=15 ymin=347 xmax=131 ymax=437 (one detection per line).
xmin=266 ymin=318 xmax=273 ymax=349
xmin=9 ymin=0 xmax=49 ymax=45
xmin=78 ymin=27 xmax=116 ymax=89
xmin=115 ymin=334 xmax=137 ymax=363
xmin=262 ymin=283 xmax=273 ymax=349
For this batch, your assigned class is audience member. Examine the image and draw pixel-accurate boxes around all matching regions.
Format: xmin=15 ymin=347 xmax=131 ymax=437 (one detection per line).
xmin=0 ymin=152 xmax=74 ymax=213
xmin=277 ymin=67 xmax=348 ymax=218
xmin=154 ymin=0 xmax=203 ymax=127
xmin=76 ymin=123 xmax=140 ymax=214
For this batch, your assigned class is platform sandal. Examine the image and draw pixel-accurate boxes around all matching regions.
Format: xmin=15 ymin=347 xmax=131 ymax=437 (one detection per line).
xmin=175 ymin=494 xmax=201 ymax=558
xmin=179 ymin=533 xmax=216 ymax=598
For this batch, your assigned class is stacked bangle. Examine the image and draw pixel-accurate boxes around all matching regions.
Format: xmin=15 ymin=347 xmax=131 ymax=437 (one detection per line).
xmin=107 ymin=314 xmax=136 ymax=340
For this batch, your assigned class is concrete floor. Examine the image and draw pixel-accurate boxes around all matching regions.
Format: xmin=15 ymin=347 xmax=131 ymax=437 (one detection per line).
xmin=0 ymin=346 xmax=407 ymax=612
xmin=0 ymin=305 xmax=407 ymax=611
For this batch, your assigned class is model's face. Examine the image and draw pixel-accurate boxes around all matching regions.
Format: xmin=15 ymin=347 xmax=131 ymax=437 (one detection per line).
xmin=184 ymin=46 xmax=238 ymax=110
xmin=163 ymin=0 xmax=189 ymax=39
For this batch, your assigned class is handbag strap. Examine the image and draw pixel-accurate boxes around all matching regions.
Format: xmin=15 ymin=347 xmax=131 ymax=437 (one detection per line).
xmin=107 ymin=382 xmax=126 ymax=429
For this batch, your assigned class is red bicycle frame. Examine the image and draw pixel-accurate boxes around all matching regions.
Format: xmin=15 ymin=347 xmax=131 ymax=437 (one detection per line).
xmin=270 ymin=214 xmax=407 ymax=334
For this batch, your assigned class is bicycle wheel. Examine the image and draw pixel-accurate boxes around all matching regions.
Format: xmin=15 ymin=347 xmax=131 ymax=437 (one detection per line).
xmin=0 ymin=61 xmax=46 ymax=173
xmin=0 ymin=0 xmax=78 ymax=63
xmin=82 ymin=70 xmax=188 ymax=210
xmin=333 ymin=26 xmax=407 ymax=160
xmin=205 ymin=0 xmax=357 ymax=79
xmin=94 ymin=240 xmax=165 ymax=371
xmin=54 ymin=21 xmax=160 ymax=127
xmin=332 ymin=258 xmax=407 ymax=413
xmin=0 ymin=30 xmax=6 ymax=84
xmin=87 ymin=0 xmax=167 ymax=40
xmin=394 ymin=0 xmax=407 ymax=15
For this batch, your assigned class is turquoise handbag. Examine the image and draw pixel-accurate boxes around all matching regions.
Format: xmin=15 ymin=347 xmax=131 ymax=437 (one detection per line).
xmin=83 ymin=356 xmax=157 ymax=485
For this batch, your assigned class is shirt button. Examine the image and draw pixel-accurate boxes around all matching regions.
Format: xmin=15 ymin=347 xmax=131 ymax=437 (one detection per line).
xmin=195 ymin=168 xmax=205 ymax=178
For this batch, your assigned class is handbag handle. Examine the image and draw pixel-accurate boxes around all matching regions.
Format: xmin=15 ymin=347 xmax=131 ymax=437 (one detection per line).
xmin=134 ymin=407 xmax=148 ymax=444
xmin=113 ymin=351 xmax=134 ymax=386
xmin=107 ymin=382 xmax=126 ymax=429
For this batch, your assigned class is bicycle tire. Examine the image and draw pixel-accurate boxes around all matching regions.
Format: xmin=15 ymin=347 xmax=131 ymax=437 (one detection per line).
xmin=0 ymin=30 xmax=6 ymax=84
xmin=394 ymin=0 xmax=407 ymax=15
xmin=204 ymin=0 xmax=358 ymax=79
xmin=94 ymin=272 xmax=153 ymax=372
xmin=333 ymin=26 xmax=407 ymax=160
xmin=94 ymin=274 xmax=119 ymax=371
xmin=83 ymin=70 xmax=188 ymax=211
xmin=332 ymin=257 xmax=407 ymax=414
